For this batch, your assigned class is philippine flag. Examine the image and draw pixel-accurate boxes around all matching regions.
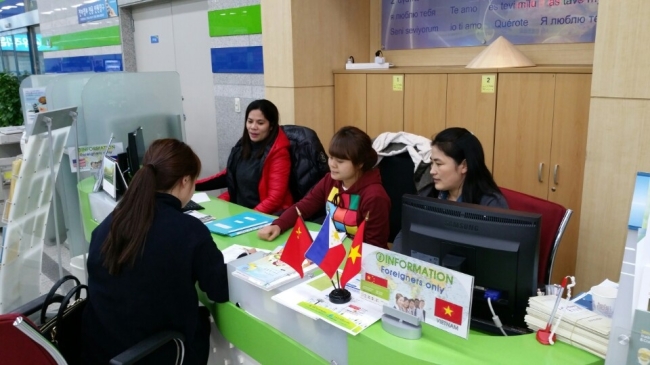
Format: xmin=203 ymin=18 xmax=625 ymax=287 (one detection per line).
xmin=304 ymin=211 xmax=347 ymax=279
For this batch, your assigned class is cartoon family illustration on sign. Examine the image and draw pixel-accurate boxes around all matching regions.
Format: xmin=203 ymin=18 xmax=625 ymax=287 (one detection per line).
xmin=394 ymin=293 xmax=426 ymax=321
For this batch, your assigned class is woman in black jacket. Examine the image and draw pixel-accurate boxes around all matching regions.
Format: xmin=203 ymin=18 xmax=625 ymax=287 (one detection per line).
xmin=82 ymin=139 xmax=228 ymax=364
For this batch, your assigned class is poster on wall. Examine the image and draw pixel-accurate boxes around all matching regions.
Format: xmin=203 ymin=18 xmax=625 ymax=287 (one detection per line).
xmin=22 ymin=88 xmax=47 ymax=125
xmin=77 ymin=0 xmax=119 ymax=24
xmin=361 ymin=244 xmax=474 ymax=339
xmin=381 ymin=0 xmax=598 ymax=50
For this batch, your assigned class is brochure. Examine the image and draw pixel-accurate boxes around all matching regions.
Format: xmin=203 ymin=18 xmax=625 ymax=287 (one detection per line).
xmin=272 ymin=273 xmax=383 ymax=335
xmin=205 ymin=211 xmax=273 ymax=236
xmin=221 ymin=244 xmax=270 ymax=264
xmin=185 ymin=210 xmax=215 ymax=224
xmin=232 ymin=245 xmax=317 ymax=291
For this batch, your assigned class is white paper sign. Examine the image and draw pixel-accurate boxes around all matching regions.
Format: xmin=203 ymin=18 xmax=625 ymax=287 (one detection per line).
xmin=68 ymin=143 xmax=124 ymax=173
xmin=361 ymin=244 xmax=474 ymax=339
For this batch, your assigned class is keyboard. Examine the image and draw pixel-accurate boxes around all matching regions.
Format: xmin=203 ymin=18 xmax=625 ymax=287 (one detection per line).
xmin=182 ymin=199 xmax=205 ymax=212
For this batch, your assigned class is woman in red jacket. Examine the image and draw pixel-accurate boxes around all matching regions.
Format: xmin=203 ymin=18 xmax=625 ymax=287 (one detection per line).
xmin=196 ymin=99 xmax=293 ymax=214
xmin=258 ymin=126 xmax=391 ymax=248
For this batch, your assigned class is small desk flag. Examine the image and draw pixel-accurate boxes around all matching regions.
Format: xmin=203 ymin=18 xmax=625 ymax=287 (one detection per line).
xmin=434 ymin=297 xmax=463 ymax=326
xmin=340 ymin=215 xmax=366 ymax=289
xmin=279 ymin=210 xmax=312 ymax=278
xmin=305 ymin=211 xmax=346 ymax=279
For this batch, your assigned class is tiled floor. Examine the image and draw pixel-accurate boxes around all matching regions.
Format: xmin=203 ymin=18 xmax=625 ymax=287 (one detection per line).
xmin=40 ymin=241 xmax=75 ymax=294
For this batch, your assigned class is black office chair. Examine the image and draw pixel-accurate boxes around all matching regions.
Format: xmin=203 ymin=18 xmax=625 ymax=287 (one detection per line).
xmin=377 ymin=152 xmax=418 ymax=243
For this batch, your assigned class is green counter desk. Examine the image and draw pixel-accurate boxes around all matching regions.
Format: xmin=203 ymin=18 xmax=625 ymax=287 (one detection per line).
xmin=78 ymin=179 xmax=604 ymax=365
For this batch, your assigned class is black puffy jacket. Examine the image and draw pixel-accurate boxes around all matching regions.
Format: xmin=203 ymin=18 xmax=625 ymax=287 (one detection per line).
xmin=281 ymin=125 xmax=330 ymax=203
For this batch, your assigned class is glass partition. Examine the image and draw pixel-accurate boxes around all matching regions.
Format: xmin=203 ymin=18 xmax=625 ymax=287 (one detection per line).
xmin=46 ymin=73 xmax=95 ymax=147
xmin=82 ymin=72 xmax=185 ymax=149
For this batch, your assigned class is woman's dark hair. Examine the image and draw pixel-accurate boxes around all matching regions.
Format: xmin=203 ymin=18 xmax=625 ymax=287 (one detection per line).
xmin=101 ymin=138 xmax=201 ymax=275
xmin=329 ymin=126 xmax=377 ymax=171
xmin=430 ymin=127 xmax=501 ymax=204
xmin=241 ymin=99 xmax=280 ymax=160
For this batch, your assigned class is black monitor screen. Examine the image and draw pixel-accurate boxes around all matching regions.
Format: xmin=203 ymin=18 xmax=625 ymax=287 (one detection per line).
xmin=127 ymin=126 xmax=145 ymax=178
xmin=399 ymin=194 xmax=541 ymax=333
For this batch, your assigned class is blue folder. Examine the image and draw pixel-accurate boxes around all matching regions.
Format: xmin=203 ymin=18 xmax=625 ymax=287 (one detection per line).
xmin=205 ymin=212 xmax=273 ymax=236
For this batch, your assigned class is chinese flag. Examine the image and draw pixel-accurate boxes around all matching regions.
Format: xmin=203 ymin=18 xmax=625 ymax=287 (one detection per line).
xmin=340 ymin=218 xmax=365 ymax=289
xmin=364 ymin=272 xmax=387 ymax=288
xmin=434 ymin=297 xmax=463 ymax=326
xmin=279 ymin=214 xmax=312 ymax=277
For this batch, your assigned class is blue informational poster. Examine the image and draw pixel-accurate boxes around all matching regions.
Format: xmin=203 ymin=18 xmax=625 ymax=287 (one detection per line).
xmin=381 ymin=0 xmax=598 ymax=50
xmin=77 ymin=0 xmax=119 ymax=24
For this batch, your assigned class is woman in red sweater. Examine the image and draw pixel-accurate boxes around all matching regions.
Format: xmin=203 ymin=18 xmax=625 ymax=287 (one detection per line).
xmin=258 ymin=126 xmax=391 ymax=248
xmin=195 ymin=99 xmax=292 ymax=214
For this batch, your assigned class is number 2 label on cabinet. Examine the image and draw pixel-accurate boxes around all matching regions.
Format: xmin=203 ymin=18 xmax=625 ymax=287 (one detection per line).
xmin=481 ymin=75 xmax=496 ymax=93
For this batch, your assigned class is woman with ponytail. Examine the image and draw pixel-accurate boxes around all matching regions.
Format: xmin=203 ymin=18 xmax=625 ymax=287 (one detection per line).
xmin=82 ymin=139 xmax=228 ymax=365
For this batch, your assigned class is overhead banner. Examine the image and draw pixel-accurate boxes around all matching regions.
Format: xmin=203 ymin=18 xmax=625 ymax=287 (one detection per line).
xmin=77 ymin=0 xmax=119 ymax=24
xmin=361 ymin=244 xmax=474 ymax=339
xmin=381 ymin=0 xmax=598 ymax=50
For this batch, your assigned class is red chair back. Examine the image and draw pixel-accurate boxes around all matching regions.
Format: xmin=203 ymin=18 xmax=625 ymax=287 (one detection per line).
xmin=500 ymin=188 xmax=570 ymax=286
xmin=0 ymin=313 xmax=59 ymax=365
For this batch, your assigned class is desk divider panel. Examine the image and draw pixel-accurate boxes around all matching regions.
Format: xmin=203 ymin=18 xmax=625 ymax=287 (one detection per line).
xmin=81 ymin=72 xmax=185 ymax=149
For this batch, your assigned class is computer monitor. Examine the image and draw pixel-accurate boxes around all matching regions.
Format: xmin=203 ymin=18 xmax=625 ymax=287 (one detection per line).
xmin=126 ymin=126 xmax=145 ymax=179
xmin=399 ymin=194 xmax=541 ymax=334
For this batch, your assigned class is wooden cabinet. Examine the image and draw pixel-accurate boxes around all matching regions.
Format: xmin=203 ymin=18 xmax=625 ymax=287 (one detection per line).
xmin=493 ymin=73 xmax=556 ymax=198
xmin=335 ymin=71 xmax=498 ymax=169
xmin=366 ymin=74 xmax=404 ymax=138
xmin=334 ymin=74 xmax=366 ymax=132
xmin=446 ymin=74 xmax=497 ymax=171
xmin=404 ymin=74 xmax=447 ymax=139
xmin=493 ymin=73 xmax=591 ymax=284
xmin=334 ymin=67 xmax=591 ymax=285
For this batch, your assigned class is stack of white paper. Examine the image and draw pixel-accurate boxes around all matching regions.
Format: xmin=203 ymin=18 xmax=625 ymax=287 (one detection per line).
xmin=525 ymin=295 xmax=611 ymax=358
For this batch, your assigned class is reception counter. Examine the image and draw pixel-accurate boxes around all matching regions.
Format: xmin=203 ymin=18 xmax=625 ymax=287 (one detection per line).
xmin=197 ymin=199 xmax=603 ymax=365
xmin=78 ymin=179 xmax=604 ymax=365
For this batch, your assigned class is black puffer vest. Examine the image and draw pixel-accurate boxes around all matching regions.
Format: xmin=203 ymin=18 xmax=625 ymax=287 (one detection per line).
xmin=281 ymin=125 xmax=329 ymax=202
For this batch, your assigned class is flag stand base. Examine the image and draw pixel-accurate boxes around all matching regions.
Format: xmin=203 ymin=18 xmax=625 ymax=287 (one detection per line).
xmin=328 ymin=288 xmax=351 ymax=304
xmin=381 ymin=305 xmax=422 ymax=340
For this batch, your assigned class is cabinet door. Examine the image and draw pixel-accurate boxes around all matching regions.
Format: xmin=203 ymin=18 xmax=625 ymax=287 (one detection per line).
xmin=366 ymin=74 xmax=404 ymax=138
xmin=404 ymin=74 xmax=446 ymax=139
xmin=447 ymin=74 xmax=497 ymax=171
xmin=493 ymin=73 xmax=556 ymax=198
xmin=334 ymin=74 xmax=367 ymax=132
xmin=547 ymin=73 xmax=592 ymax=284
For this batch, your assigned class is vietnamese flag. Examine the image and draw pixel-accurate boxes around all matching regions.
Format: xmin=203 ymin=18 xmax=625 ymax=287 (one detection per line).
xmin=279 ymin=212 xmax=312 ymax=277
xmin=364 ymin=272 xmax=388 ymax=288
xmin=340 ymin=218 xmax=366 ymax=289
xmin=434 ymin=297 xmax=463 ymax=326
